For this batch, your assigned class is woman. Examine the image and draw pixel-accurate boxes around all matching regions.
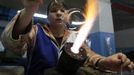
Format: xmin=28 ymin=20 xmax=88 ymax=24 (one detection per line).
xmin=1 ymin=0 xmax=134 ymax=75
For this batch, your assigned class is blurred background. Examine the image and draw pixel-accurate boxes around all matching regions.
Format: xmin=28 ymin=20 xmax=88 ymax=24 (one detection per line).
xmin=0 ymin=0 xmax=134 ymax=75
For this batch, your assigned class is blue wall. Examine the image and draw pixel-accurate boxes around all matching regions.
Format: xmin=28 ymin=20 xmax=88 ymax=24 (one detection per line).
xmin=0 ymin=6 xmax=17 ymax=21
xmin=88 ymin=32 xmax=116 ymax=56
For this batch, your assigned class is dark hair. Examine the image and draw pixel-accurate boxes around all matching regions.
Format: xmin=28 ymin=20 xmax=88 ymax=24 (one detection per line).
xmin=46 ymin=0 xmax=68 ymax=15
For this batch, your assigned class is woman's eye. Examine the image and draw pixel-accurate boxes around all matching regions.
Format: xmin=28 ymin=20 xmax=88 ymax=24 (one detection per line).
xmin=50 ymin=10 xmax=57 ymax=12
xmin=50 ymin=8 xmax=65 ymax=13
xmin=61 ymin=9 xmax=65 ymax=12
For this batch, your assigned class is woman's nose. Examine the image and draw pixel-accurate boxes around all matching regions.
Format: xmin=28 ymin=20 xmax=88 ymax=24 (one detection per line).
xmin=56 ymin=10 xmax=62 ymax=17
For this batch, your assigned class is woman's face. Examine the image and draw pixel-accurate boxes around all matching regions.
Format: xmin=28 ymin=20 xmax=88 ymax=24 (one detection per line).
xmin=47 ymin=6 xmax=68 ymax=27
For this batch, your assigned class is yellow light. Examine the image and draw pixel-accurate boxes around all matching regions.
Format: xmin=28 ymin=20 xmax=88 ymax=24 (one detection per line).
xmin=71 ymin=0 xmax=98 ymax=53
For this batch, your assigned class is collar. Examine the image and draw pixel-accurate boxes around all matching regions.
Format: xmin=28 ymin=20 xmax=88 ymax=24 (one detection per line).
xmin=40 ymin=24 xmax=70 ymax=48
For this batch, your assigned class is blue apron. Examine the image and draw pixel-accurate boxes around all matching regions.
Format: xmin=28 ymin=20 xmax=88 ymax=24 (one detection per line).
xmin=25 ymin=25 xmax=58 ymax=75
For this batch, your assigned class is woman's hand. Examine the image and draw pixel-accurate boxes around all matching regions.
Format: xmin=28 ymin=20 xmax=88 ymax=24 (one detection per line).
xmin=98 ymin=53 xmax=134 ymax=72
xmin=22 ymin=0 xmax=43 ymax=12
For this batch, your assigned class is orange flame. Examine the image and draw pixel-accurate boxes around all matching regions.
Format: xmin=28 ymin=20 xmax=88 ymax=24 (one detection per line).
xmin=71 ymin=0 xmax=98 ymax=53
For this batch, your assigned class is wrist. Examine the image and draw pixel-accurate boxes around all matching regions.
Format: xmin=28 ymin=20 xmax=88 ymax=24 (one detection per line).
xmin=84 ymin=54 xmax=105 ymax=67
xmin=95 ymin=58 xmax=117 ymax=73
xmin=95 ymin=57 xmax=103 ymax=68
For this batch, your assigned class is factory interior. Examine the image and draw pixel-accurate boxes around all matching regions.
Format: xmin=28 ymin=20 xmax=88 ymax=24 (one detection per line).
xmin=0 ymin=0 xmax=134 ymax=75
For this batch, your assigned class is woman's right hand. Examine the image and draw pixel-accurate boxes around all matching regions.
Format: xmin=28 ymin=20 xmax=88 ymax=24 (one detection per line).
xmin=22 ymin=0 xmax=43 ymax=13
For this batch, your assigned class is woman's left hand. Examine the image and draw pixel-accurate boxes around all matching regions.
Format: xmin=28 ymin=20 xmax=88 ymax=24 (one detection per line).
xmin=98 ymin=53 xmax=134 ymax=72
